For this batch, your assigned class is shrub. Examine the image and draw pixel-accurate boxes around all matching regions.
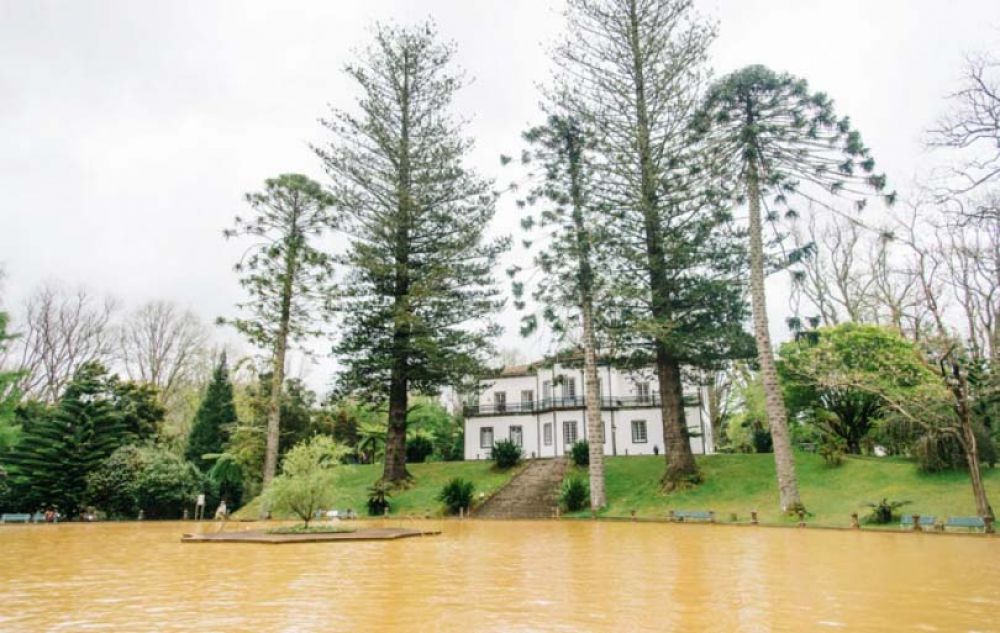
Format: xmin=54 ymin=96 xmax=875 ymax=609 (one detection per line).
xmin=751 ymin=429 xmax=773 ymax=453
xmin=438 ymin=477 xmax=474 ymax=515
xmin=864 ymin=498 xmax=911 ymax=524
xmin=406 ymin=434 xmax=434 ymax=463
xmin=262 ymin=436 xmax=348 ymax=527
xmin=819 ymin=435 xmax=846 ymax=467
xmin=86 ymin=445 xmax=202 ymax=519
xmin=492 ymin=439 xmax=522 ymax=469
xmin=914 ymin=426 xmax=997 ymax=473
xmin=560 ymin=476 xmax=589 ymax=512
xmin=367 ymin=480 xmax=391 ymax=516
xmin=570 ymin=440 xmax=589 ymax=467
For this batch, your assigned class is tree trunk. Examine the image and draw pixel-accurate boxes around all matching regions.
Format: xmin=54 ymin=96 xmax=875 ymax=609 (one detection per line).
xmin=660 ymin=350 xmax=698 ymax=487
xmin=383 ymin=358 xmax=409 ymax=483
xmin=962 ymin=427 xmax=994 ymax=524
xmin=383 ymin=50 xmax=413 ymax=486
xmin=262 ymin=333 xmax=287 ymax=487
xmin=262 ymin=209 xmax=300 ymax=488
xmin=625 ymin=0 xmax=698 ymax=488
xmin=747 ymin=160 xmax=804 ymax=512
xmin=953 ymin=361 xmax=994 ymax=524
xmin=581 ymin=297 xmax=606 ymax=509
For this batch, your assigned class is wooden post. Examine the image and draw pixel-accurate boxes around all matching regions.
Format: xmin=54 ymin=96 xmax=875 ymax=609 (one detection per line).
xmin=797 ymin=510 xmax=805 ymax=528
xmin=751 ymin=510 xmax=758 ymax=525
xmin=911 ymin=514 xmax=922 ymax=532
xmin=850 ymin=513 xmax=860 ymax=529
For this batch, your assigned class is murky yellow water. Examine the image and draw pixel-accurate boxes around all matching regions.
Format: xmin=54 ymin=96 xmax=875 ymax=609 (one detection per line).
xmin=1 ymin=520 xmax=998 ymax=632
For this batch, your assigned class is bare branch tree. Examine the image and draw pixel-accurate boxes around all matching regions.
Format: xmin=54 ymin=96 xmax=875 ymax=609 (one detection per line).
xmin=14 ymin=284 xmax=118 ymax=402
xmin=118 ymin=300 xmax=210 ymax=404
xmin=928 ymin=53 xmax=1000 ymax=196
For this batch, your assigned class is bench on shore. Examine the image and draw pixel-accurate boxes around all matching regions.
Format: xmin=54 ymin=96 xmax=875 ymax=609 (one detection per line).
xmin=900 ymin=515 xmax=936 ymax=530
xmin=946 ymin=516 xmax=986 ymax=532
xmin=1 ymin=513 xmax=32 ymax=523
xmin=669 ymin=510 xmax=715 ymax=523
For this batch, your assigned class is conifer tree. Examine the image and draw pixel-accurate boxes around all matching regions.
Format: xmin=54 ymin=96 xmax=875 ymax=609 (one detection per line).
xmin=695 ymin=65 xmax=893 ymax=511
xmin=185 ymin=354 xmax=237 ymax=472
xmin=222 ymin=174 xmax=336 ymax=486
xmin=555 ymin=0 xmax=752 ymax=488
xmin=9 ymin=362 xmax=126 ymax=516
xmin=316 ymin=22 xmax=507 ymax=483
xmin=512 ymin=114 xmax=610 ymax=508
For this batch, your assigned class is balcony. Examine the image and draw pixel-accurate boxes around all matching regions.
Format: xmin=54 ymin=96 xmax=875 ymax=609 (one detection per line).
xmin=463 ymin=394 xmax=698 ymax=417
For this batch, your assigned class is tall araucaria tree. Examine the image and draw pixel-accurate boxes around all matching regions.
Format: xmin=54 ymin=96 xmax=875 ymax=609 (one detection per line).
xmin=222 ymin=174 xmax=336 ymax=486
xmin=555 ymin=0 xmax=752 ymax=488
xmin=695 ymin=65 xmax=894 ymax=512
xmin=316 ymin=22 xmax=508 ymax=484
xmin=511 ymin=114 xmax=611 ymax=509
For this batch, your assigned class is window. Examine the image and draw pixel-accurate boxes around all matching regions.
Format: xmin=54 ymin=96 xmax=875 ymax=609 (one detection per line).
xmin=563 ymin=377 xmax=576 ymax=400
xmin=543 ymin=423 xmax=553 ymax=446
xmin=631 ymin=420 xmax=648 ymax=443
xmin=480 ymin=426 xmax=494 ymax=448
xmin=542 ymin=380 xmax=552 ymax=404
xmin=510 ymin=425 xmax=523 ymax=447
xmin=636 ymin=382 xmax=651 ymax=403
xmin=563 ymin=420 xmax=578 ymax=445
xmin=494 ymin=391 xmax=507 ymax=413
xmin=520 ymin=390 xmax=534 ymax=411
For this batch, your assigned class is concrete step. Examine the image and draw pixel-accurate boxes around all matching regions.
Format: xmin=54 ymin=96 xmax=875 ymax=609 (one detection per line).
xmin=475 ymin=458 xmax=569 ymax=519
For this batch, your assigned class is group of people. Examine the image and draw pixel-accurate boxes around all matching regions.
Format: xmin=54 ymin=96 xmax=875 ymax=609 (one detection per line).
xmin=193 ymin=493 xmax=228 ymax=520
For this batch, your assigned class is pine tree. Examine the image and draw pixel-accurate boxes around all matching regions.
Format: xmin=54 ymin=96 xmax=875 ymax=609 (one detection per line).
xmin=316 ymin=22 xmax=507 ymax=483
xmin=185 ymin=354 xmax=237 ymax=472
xmin=222 ymin=173 xmax=336 ymax=487
xmin=555 ymin=0 xmax=752 ymax=488
xmin=512 ymin=114 xmax=611 ymax=508
xmin=695 ymin=65 xmax=893 ymax=511
xmin=8 ymin=362 xmax=126 ymax=516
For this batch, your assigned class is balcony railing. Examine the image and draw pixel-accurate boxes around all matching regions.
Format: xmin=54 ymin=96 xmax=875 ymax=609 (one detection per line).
xmin=464 ymin=394 xmax=697 ymax=417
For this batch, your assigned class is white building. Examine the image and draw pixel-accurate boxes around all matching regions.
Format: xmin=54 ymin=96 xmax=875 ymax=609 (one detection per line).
xmin=463 ymin=358 xmax=712 ymax=460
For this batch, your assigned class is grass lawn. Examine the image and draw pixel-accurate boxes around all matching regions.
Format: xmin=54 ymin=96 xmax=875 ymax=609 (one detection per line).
xmin=585 ymin=452 xmax=1000 ymax=527
xmin=234 ymin=460 xmax=521 ymax=520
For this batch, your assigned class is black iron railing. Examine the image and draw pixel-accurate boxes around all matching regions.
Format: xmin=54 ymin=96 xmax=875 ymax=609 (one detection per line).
xmin=464 ymin=394 xmax=694 ymax=417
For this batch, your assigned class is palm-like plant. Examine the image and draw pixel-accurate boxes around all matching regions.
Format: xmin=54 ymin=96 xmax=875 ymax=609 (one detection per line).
xmin=695 ymin=65 xmax=894 ymax=512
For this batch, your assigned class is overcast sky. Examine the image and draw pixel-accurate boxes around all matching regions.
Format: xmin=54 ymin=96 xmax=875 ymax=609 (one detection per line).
xmin=2 ymin=0 xmax=998 ymax=389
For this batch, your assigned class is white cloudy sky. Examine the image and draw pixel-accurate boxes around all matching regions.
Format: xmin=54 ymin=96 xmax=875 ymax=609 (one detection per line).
xmin=1 ymin=0 xmax=998 ymax=389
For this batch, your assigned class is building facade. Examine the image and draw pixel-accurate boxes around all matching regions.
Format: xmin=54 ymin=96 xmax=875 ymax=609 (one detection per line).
xmin=463 ymin=360 xmax=712 ymax=460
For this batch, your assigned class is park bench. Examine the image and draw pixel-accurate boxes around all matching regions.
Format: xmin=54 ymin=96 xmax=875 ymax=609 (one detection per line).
xmin=669 ymin=510 xmax=715 ymax=523
xmin=900 ymin=515 xmax=936 ymax=530
xmin=945 ymin=516 xmax=986 ymax=532
xmin=0 ymin=513 xmax=32 ymax=523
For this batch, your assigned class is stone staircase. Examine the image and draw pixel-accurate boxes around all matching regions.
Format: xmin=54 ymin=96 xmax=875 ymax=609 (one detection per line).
xmin=475 ymin=458 xmax=569 ymax=519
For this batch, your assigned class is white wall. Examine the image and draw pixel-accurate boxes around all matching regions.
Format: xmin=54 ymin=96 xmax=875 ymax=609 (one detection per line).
xmin=464 ymin=363 xmax=713 ymax=459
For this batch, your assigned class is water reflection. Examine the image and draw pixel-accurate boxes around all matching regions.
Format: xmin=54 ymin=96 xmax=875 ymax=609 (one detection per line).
xmin=0 ymin=520 xmax=997 ymax=632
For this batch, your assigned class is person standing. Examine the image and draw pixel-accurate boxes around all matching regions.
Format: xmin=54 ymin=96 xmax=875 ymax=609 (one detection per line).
xmin=195 ymin=493 xmax=206 ymax=520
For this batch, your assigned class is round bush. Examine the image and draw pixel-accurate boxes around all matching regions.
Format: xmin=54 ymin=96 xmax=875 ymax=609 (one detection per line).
xmin=492 ymin=439 xmax=522 ymax=469
xmin=560 ymin=476 xmax=589 ymax=512
xmin=406 ymin=434 xmax=434 ymax=463
xmin=570 ymin=440 xmax=589 ymax=467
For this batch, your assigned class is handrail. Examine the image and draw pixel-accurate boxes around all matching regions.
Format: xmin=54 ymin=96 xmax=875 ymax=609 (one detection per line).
xmin=464 ymin=394 xmax=699 ymax=417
